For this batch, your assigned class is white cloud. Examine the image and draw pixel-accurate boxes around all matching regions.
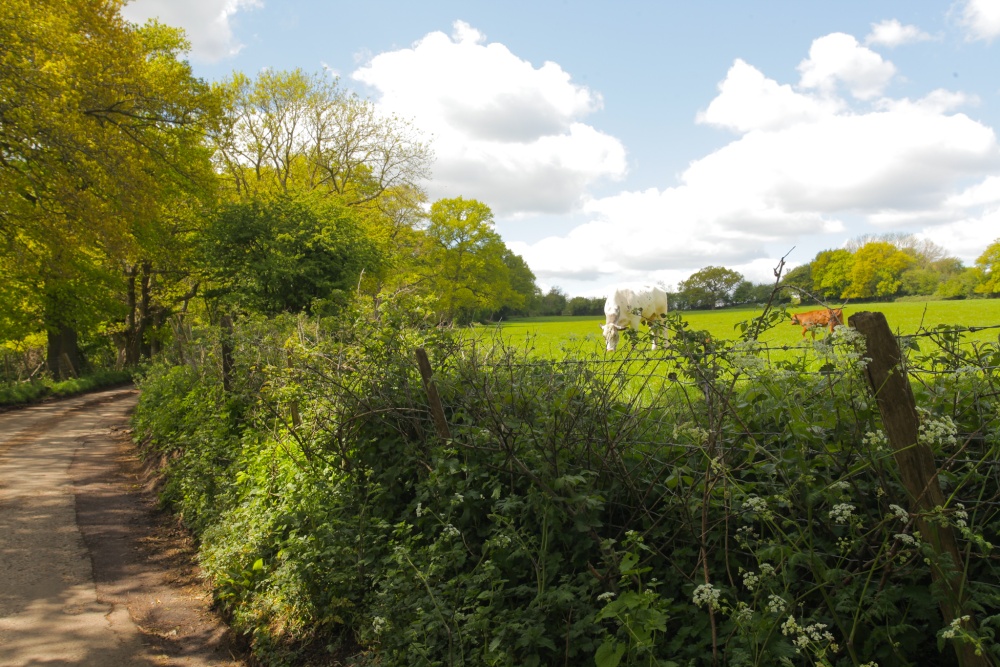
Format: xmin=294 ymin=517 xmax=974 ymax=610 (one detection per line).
xmin=865 ymin=19 xmax=934 ymax=47
xmin=955 ymin=0 xmax=1000 ymax=41
xmin=351 ymin=21 xmax=627 ymax=215
xmin=121 ymin=0 xmax=261 ymax=62
xmin=918 ymin=208 xmax=1000 ymax=265
xmin=511 ymin=33 xmax=1000 ymax=288
xmin=697 ymin=59 xmax=842 ymax=133
xmin=797 ymin=33 xmax=896 ymax=100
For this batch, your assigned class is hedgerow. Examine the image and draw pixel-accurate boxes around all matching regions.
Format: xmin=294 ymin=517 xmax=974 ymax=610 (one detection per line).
xmin=132 ymin=298 xmax=1000 ymax=666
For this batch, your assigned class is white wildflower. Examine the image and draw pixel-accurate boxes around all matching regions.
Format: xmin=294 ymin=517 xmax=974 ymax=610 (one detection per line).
xmin=941 ymin=614 xmax=971 ymax=640
xmin=372 ymin=616 xmax=388 ymax=634
xmin=692 ymin=583 xmax=722 ymax=610
xmin=863 ymin=430 xmax=889 ymax=452
xmin=829 ymin=503 xmax=855 ymax=524
xmin=888 ymin=504 xmax=909 ymax=522
xmin=767 ymin=594 xmax=787 ymax=615
xmin=597 ymin=591 xmax=616 ymax=602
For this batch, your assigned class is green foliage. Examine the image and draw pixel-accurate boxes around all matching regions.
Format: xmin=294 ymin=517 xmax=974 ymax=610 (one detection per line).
xmin=975 ymin=238 xmax=1000 ymax=296
xmin=420 ymin=197 xmax=523 ymax=323
xmin=678 ymin=265 xmax=745 ymax=309
xmin=0 ymin=369 xmax=132 ymax=406
xmin=133 ymin=297 xmax=1000 ymax=666
xmin=200 ymin=193 xmax=382 ymax=315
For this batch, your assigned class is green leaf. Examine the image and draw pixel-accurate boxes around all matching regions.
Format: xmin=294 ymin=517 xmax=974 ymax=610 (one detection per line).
xmin=595 ymin=639 xmax=626 ymax=667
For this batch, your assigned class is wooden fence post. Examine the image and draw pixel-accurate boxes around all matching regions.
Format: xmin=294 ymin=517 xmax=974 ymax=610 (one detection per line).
xmin=849 ymin=311 xmax=988 ymax=667
xmin=415 ymin=348 xmax=451 ymax=440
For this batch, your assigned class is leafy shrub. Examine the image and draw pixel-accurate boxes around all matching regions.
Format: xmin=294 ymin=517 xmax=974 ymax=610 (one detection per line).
xmin=0 ymin=368 xmax=132 ymax=406
xmin=133 ymin=300 xmax=1000 ymax=666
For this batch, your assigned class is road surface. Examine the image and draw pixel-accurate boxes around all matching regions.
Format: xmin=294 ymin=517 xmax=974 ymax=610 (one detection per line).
xmin=0 ymin=387 xmax=241 ymax=666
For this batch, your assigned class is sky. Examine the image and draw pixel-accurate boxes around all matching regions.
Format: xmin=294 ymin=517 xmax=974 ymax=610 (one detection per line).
xmin=121 ymin=0 xmax=1000 ymax=296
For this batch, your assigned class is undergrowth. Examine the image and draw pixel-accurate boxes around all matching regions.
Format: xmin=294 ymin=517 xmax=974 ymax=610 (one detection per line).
xmin=132 ymin=297 xmax=1000 ymax=666
xmin=0 ymin=368 xmax=133 ymax=407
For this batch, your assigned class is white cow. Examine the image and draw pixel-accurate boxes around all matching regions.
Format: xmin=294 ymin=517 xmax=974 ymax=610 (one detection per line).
xmin=600 ymin=286 xmax=669 ymax=352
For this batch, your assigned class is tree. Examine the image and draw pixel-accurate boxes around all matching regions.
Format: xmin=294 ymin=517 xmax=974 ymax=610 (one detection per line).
xmin=420 ymin=198 xmax=515 ymax=323
xmin=937 ymin=268 xmax=982 ymax=300
xmin=0 ymin=0 xmax=217 ymax=375
xmin=212 ymin=69 xmax=432 ymax=204
xmin=811 ymin=249 xmax=853 ymax=300
xmin=844 ymin=242 xmax=914 ymax=299
xmin=495 ymin=250 xmax=539 ymax=318
xmin=199 ymin=194 xmax=382 ymax=316
xmin=781 ymin=264 xmax=813 ymax=300
xmin=678 ymin=266 xmax=745 ymax=309
xmin=975 ymin=239 xmax=1000 ymax=296
xmin=732 ymin=281 xmax=779 ymax=305
xmin=210 ymin=69 xmax=434 ymax=304
xmin=536 ymin=288 xmax=569 ymax=316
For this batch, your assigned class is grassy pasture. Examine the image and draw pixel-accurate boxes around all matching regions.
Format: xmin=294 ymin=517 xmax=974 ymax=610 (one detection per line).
xmin=475 ymin=299 xmax=1000 ymax=360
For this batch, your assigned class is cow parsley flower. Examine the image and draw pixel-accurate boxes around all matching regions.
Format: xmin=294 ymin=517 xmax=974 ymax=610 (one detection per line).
xmin=733 ymin=602 xmax=754 ymax=624
xmin=597 ymin=591 xmax=616 ymax=602
xmin=692 ymin=583 xmax=722 ymax=610
xmin=829 ymin=503 xmax=855 ymax=524
xmin=917 ymin=409 xmax=958 ymax=448
xmin=888 ymin=504 xmax=909 ymax=522
xmin=863 ymin=430 xmax=889 ymax=452
xmin=767 ymin=594 xmax=787 ymax=615
xmin=941 ymin=615 xmax=971 ymax=640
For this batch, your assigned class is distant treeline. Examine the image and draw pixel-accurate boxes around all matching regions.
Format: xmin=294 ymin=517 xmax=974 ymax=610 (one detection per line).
xmin=526 ymin=232 xmax=1000 ymax=317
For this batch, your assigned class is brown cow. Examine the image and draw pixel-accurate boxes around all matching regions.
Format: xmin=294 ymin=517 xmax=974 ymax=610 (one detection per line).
xmin=790 ymin=308 xmax=844 ymax=338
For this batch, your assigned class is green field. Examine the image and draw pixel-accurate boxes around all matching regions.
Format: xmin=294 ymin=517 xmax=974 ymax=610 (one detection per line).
xmin=474 ymin=299 xmax=1000 ymax=357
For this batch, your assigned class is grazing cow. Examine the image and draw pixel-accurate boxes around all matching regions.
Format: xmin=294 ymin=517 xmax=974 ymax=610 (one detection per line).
xmin=791 ymin=308 xmax=844 ymax=338
xmin=600 ymin=286 xmax=669 ymax=352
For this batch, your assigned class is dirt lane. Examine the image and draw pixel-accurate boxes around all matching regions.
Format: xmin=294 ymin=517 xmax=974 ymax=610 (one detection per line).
xmin=0 ymin=388 xmax=242 ymax=667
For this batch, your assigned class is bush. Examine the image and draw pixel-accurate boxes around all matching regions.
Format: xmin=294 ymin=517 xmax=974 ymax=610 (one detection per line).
xmin=132 ymin=300 xmax=1000 ymax=666
xmin=0 ymin=368 xmax=133 ymax=407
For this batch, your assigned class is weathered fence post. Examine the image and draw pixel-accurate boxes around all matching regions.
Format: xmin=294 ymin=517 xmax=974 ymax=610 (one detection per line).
xmin=849 ymin=311 xmax=988 ymax=667
xmin=415 ymin=348 xmax=451 ymax=440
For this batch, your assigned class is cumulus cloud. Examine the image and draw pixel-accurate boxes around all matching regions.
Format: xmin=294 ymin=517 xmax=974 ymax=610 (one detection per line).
xmin=797 ymin=33 xmax=896 ymax=100
xmin=955 ymin=0 xmax=1000 ymax=41
xmin=121 ymin=0 xmax=261 ymax=62
xmin=510 ymin=32 xmax=1000 ymax=289
xmin=697 ymin=59 xmax=842 ymax=133
xmin=865 ymin=19 xmax=934 ymax=47
xmin=351 ymin=21 xmax=627 ymax=215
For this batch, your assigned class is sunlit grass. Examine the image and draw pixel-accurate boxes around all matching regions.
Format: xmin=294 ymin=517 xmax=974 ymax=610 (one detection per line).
xmin=471 ymin=299 xmax=1000 ymax=361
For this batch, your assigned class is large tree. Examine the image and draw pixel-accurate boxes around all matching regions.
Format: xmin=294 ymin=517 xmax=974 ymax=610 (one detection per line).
xmin=811 ymin=249 xmax=853 ymax=300
xmin=0 ymin=0 xmax=217 ymax=375
xmin=420 ymin=198 xmax=521 ymax=323
xmin=844 ymin=241 xmax=914 ymax=299
xmin=212 ymin=69 xmax=432 ymax=204
xmin=678 ymin=266 xmax=745 ymax=309
xmin=200 ymin=194 xmax=382 ymax=316
xmin=975 ymin=238 xmax=1000 ymax=296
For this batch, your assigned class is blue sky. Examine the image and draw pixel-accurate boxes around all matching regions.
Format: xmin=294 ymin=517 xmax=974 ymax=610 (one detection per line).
xmin=123 ymin=0 xmax=1000 ymax=296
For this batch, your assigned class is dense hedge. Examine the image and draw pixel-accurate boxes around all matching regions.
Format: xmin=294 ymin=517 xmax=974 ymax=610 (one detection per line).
xmin=132 ymin=302 xmax=1000 ymax=666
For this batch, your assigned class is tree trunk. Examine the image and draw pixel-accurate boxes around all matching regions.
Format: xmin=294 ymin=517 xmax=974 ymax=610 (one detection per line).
xmin=46 ymin=325 xmax=81 ymax=380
